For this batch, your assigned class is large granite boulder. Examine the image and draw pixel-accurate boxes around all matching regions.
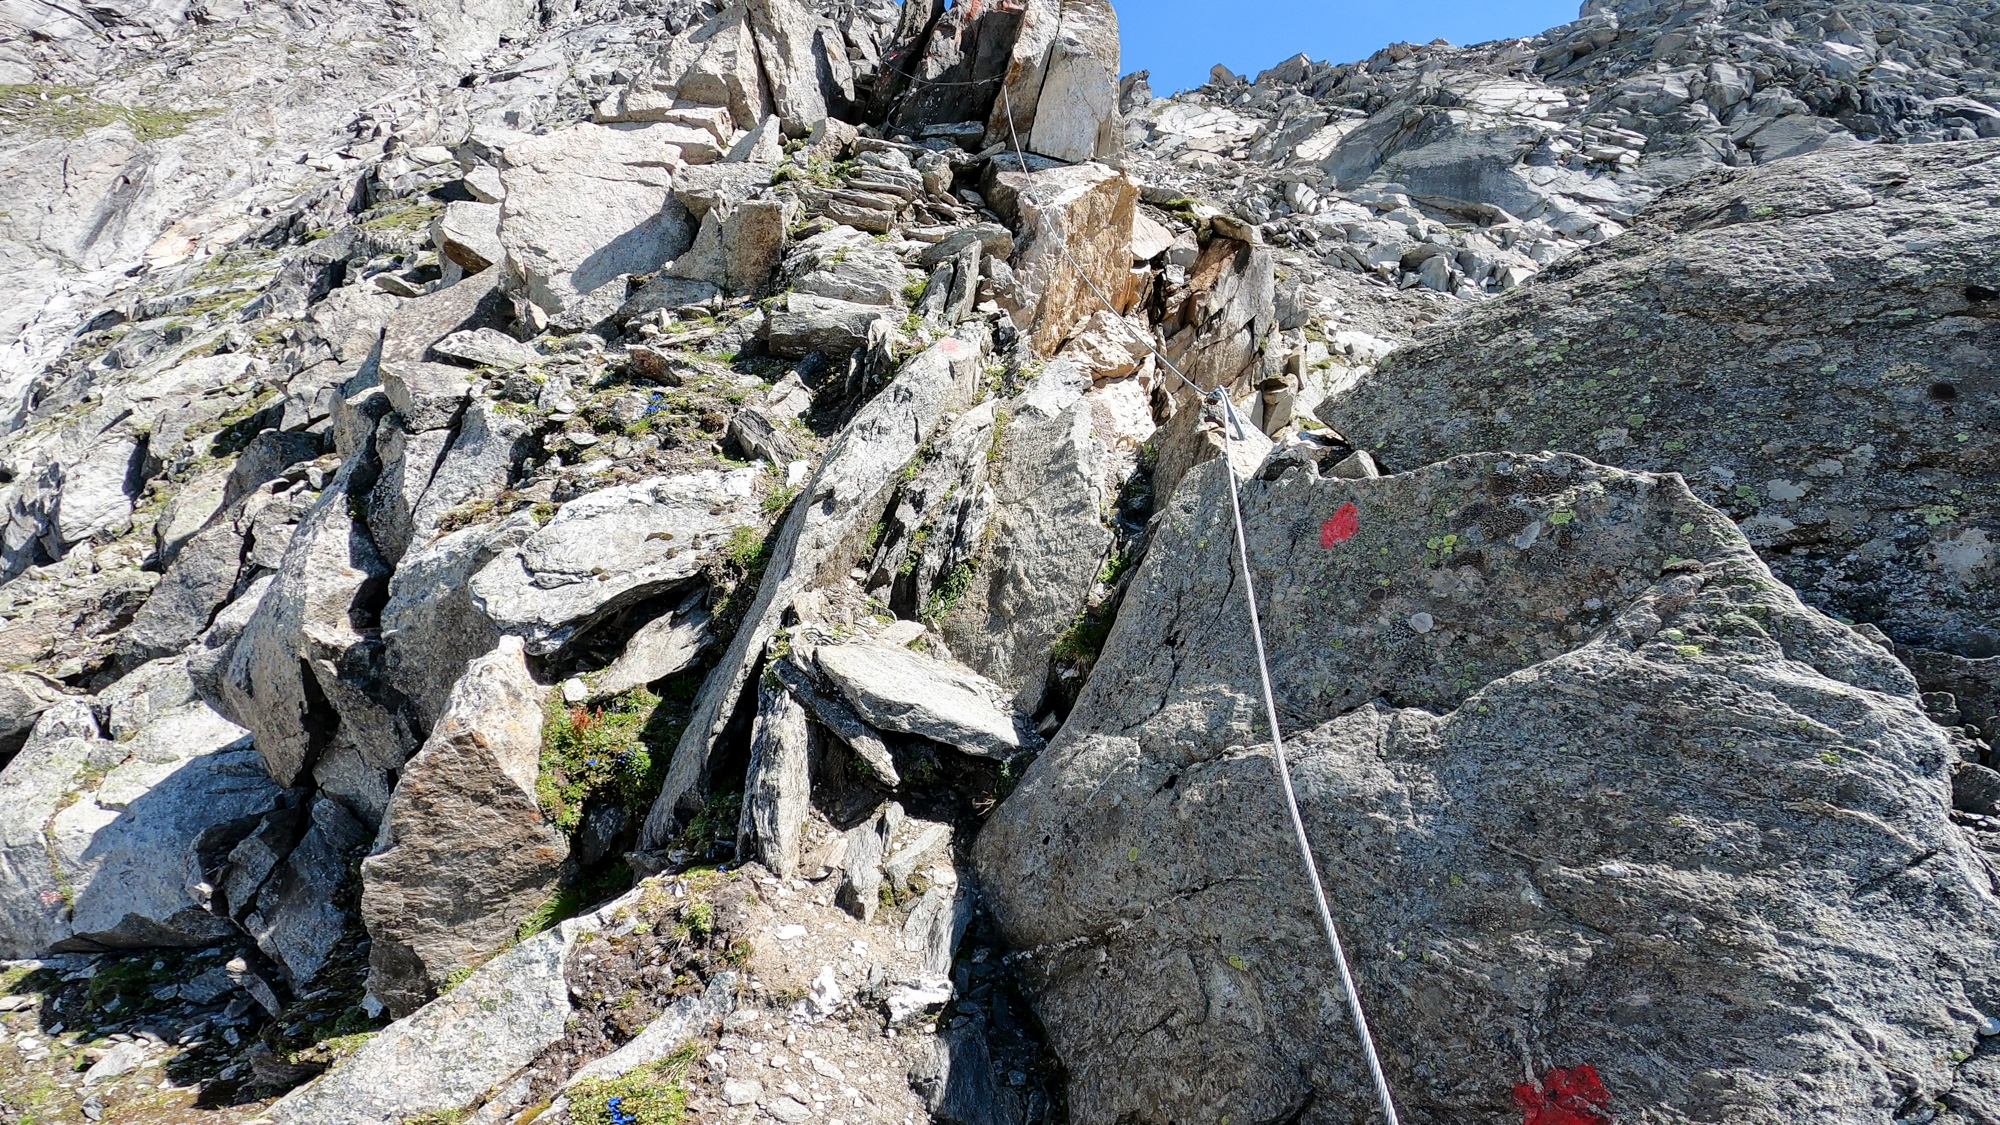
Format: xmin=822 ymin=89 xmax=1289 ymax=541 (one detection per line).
xmin=1 ymin=694 xmax=286 ymax=957
xmin=497 ymin=122 xmax=697 ymax=331
xmin=1002 ymin=162 xmax=1138 ymax=355
xmin=977 ymin=452 xmax=2000 ymax=1123
xmin=0 ymin=703 xmax=115 ymax=957
xmin=468 ymin=468 xmax=763 ymax=655
xmin=1322 ymin=141 xmax=2000 ymax=670
xmin=937 ymin=371 xmax=1113 ymax=714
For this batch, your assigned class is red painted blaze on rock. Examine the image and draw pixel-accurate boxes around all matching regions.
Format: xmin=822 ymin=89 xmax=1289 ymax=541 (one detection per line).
xmin=1514 ymin=1066 xmax=1614 ymax=1125
xmin=1320 ymin=503 xmax=1360 ymax=548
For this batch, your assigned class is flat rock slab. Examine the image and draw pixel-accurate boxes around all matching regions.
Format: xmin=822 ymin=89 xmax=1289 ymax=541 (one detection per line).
xmin=471 ymin=468 xmax=763 ymax=654
xmin=816 ymin=641 xmax=1040 ymax=760
xmin=976 ymin=452 xmax=2000 ymax=1124
xmin=272 ymin=915 xmax=577 ymax=1125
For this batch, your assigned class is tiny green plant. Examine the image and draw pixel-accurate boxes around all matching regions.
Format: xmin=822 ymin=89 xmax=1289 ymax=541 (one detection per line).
xmin=537 ymin=689 xmax=665 ymax=836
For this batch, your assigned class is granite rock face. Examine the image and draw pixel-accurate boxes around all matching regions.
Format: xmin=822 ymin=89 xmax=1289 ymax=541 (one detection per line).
xmin=978 ymin=453 xmax=2000 ymax=1124
xmin=1324 ymin=141 xmax=2000 ymax=668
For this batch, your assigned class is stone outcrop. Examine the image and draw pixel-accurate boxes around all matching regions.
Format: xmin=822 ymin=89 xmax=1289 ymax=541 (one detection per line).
xmin=978 ymin=452 xmax=2000 ymax=1123
xmin=643 ymin=330 xmax=983 ymax=845
xmin=1324 ymin=140 xmax=2000 ymax=679
xmin=1 ymin=0 xmax=1996 ymax=1121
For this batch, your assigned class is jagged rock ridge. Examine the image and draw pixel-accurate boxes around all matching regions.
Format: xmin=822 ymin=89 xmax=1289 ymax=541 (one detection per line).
xmin=0 ymin=0 xmax=1993 ymax=1121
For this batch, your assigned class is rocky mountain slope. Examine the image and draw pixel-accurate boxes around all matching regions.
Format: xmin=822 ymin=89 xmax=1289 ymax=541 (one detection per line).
xmin=0 ymin=0 xmax=1994 ymax=1121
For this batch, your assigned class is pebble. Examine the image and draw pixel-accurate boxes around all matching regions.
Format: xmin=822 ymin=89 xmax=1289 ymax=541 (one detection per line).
xmin=1980 ymin=1015 xmax=2000 ymax=1037
xmin=1408 ymin=612 xmax=1435 ymax=634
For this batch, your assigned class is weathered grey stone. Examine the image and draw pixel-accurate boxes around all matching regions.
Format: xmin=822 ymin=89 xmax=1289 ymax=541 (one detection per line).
xmin=360 ymin=637 xmax=566 ymax=1017
xmin=726 ymin=115 xmax=784 ymax=163
xmin=816 ymin=641 xmax=1038 ymax=760
xmin=383 ymin=515 xmax=537 ymax=730
xmin=1323 ymin=141 xmax=2000 ymax=664
xmin=792 ymin=244 xmax=909 ymax=306
xmin=218 ymin=453 xmax=403 ymax=789
xmin=380 ymin=270 xmax=506 ymax=367
xmin=433 ymin=201 xmax=503 ymax=275
xmin=938 ymin=388 xmax=1110 ymax=713
xmin=186 ymin=574 xmax=273 ymax=718
xmin=0 ymin=672 xmax=69 ymax=763
xmin=1151 ymin=389 xmax=1273 ymax=507
xmin=747 ymin=0 xmax=830 ymax=131
xmin=0 ymin=703 xmax=107 ymax=957
xmin=588 ymin=591 xmax=711 ymax=701
xmin=97 ymin=657 xmax=195 ymax=740
xmin=498 ymin=122 xmax=696 ymax=331
xmin=1007 ymin=162 xmax=1138 ymax=355
xmin=1023 ymin=0 xmax=1121 ymax=165
xmin=736 ymin=681 xmax=814 ymax=878
xmin=769 ymin=656 xmax=899 ymax=786
xmin=977 ymin=452 xmax=1999 ymax=1124
xmin=672 ymin=3 xmax=775 ymax=132
xmin=406 ymin=400 xmax=537 ymax=551
xmin=272 ymin=906 xmax=585 ymax=1125
xmin=830 ymin=812 xmax=892 ymax=927
xmin=240 ymin=795 xmax=370 ymax=984
xmin=305 ymin=285 xmax=400 ymax=367
xmin=916 ymin=223 xmax=1014 ymax=273
xmin=49 ymin=702 xmax=281 ymax=951
xmin=727 ymin=407 xmax=800 ymax=465
xmin=644 ymin=330 xmax=984 ymax=845
xmin=52 ymin=434 xmax=145 ymax=549
xmin=469 ymin=468 xmax=761 ymax=655
xmin=665 ymin=197 xmax=788 ymax=295
xmin=673 ymin=160 xmax=777 ymax=220
xmin=152 ymin=462 xmax=233 ymax=564
xmin=765 ymin=292 xmax=893 ymax=358
xmin=116 ymin=515 xmax=246 ymax=668
xmin=617 ymin=275 xmax=722 ymax=324
xmin=982 ymin=0 xmax=1059 ymax=151
xmin=430 ymin=327 xmax=541 ymax=371
xmin=379 ymin=359 xmax=474 ymax=433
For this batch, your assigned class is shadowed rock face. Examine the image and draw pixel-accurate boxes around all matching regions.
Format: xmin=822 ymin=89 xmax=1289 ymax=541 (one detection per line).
xmin=978 ymin=452 xmax=2000 ymax=1123
xmin=1322 ymin=141 xmax=2000 ymax=662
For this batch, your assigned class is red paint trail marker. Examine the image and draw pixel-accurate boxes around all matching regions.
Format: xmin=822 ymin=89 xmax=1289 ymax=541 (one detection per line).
xmin=1514 ymin=1065 xmax=1614 ymax=1125
xmin=1321 ymin=503 xmax=1360 ymax=548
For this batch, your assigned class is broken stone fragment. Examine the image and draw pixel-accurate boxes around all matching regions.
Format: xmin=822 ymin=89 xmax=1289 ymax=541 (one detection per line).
xmin=432 ymin=201 xmax=503 ymax=275
xmin=360 ymin=636 xmax=566 ymax=1018
xmin=815 ymin=641 xmax=1041 ymax=761
xmin=469 ymin=468 xmax=763 ymax=655
xmin=736 ymin=681 xmax=815 ymax=879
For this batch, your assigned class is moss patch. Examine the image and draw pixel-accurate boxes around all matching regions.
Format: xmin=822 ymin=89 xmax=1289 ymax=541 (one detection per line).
xmin=538 ymin=689 xmax=668 ymax=837
xmin=0 ymin=84 xmax=212 ymax=141
xmin=567 ymin=1047 xmax=699 ymax=1125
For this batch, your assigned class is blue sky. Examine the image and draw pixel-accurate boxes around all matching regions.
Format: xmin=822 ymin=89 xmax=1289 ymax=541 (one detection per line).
xmin=1113 ymin=0 xmax=1586 ymax=94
